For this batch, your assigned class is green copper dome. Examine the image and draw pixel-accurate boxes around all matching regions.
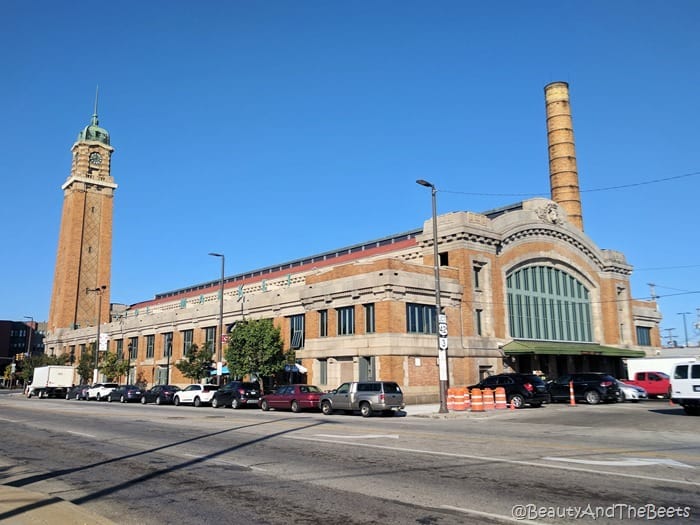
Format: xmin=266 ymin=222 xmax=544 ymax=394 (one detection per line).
xmin=78 ymin=112 xmax=110 ymax=145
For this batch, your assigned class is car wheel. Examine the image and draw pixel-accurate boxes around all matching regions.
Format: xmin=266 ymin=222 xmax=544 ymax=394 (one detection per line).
xmin=120 ymin=395 xmax=126 ymax=403
xmin=261 ymin=399 xmax=270 ymax=411
xmin=321 ymin=400 xmax=333 ymax=415
xmin=96 ymin=394 xmax=101 ymax=402
xmin=360 ymin=402 xmax=373 ymax=417
xmin=174 ymin=397 xmax=180 ymax=406
xmin=231 ymin=398 xmax=240 ymax=409
xmin=212 ymin=397 xmax=219 ymax=409
xmin=194 ymin=397 xmax=201 ymax=407
xmin=291 ymin=400 xmax=301 ymax=413
xmin=155 ymin=397 xmax=162 ymax=405
xmin=584 ymin=390 xmax=601 ymax=405
xmin=66 ymin=393 xmax=70 ymax=400
xmin=509 ymin=394 xmax=525 ymax=409
xmin=617 ymin=390 xmax=625 ymax=403
xmin=107 ymin=395 xmax=112 ymax=403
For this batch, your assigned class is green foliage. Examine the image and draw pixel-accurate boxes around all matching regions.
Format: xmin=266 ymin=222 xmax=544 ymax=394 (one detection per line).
xmin=174 ymin=342 xmax=214 ymax=383
xmin=19 ymin=353 xmax=68 ymax=383
xmin=76 ymin=345 xmax=96 ymax=384
xmin=99 ymin=351 xmax=130 ymax=382
xmin=224 ymin=319 xmax=286 ymax=390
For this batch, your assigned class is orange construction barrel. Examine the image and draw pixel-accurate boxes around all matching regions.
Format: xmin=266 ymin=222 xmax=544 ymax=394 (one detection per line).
xmin=453 ymin=388 xmax=466 ymax=411
xmin=471 ymin=388 xmax=484 ymax=412
xmin=494 ymin=387 xmax=507 ymax=409
xmin=447 ymin=388 xmax=456 ymax=411
xmin=483 ymin=387 xmax=495 ymax=410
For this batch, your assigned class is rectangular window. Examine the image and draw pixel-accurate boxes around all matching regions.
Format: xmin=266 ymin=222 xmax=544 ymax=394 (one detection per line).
xmin=163 ymin=332 xmax=173 ymax=357
xmin=635 ymin=326 xmax=652 ymax=346
xmin=205 ymin=327 xmax=216 ymax=348
xmin=182 ymin=329 xmax=193 ymax=356
xmin=406 ymin=303 xmax=437 ymax=334
xmin=364 ymin=303 xmax=375 ymax=333
xmin=473 ymin=265 xmax=481 ymax=289
xmin=146 ymin=335 xmax=155 ymax=359
xmin=116 ymin=339 xmax=123 ymax=357
xmin=475 ymin=309 xmax=483 ymax=336
xmin=128 ymin=337 xmax=138 ymax=359
xmin=336 ymin=306 xmax=355 ymax=335
xmin=319 ymin=310 xmax=328 ymax=337
xmin=290 ymin=314 xmax=305 ymax=349
xmin=319 ymin=359 xmax=328 ymax=385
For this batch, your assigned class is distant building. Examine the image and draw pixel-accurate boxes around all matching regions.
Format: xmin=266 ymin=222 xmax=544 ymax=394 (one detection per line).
xmin=44 ymin=82 xmax=661 ymax=403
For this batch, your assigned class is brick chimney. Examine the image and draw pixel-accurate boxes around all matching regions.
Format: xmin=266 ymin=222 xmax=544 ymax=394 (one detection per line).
xmin=544 ymin=81 xmax=583 ymax=230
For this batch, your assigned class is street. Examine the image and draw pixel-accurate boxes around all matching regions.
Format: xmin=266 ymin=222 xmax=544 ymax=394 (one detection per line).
xmin=0 ymin=392 xmax=698 ymax=524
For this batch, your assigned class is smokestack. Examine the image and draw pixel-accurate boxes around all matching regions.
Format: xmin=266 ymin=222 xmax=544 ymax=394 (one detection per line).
xmin=544 ymin=81 xmax=583 ymax=230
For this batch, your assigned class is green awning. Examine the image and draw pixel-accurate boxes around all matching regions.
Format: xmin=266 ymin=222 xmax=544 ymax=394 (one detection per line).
xmin=503 ymin=340 xmax=646 ymax=358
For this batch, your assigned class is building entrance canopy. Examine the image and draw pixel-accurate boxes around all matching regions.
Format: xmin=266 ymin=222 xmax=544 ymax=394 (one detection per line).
xmin=503 ymin=340 xmax=646 ymax=358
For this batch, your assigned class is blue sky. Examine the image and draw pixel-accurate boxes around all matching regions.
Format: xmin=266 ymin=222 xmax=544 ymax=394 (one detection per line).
xmin=2 ymin=1 xmax=698 ymax=346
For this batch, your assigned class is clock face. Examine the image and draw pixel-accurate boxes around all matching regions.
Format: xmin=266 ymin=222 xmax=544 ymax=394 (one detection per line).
xmin=89 ymin=152 xmax=103 ymax=165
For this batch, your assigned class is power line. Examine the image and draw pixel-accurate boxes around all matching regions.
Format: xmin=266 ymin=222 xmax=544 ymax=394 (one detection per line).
xmin=441 ymin=170 xmax=700 ymax=198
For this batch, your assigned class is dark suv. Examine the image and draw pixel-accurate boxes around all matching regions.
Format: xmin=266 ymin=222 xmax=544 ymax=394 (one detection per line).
xmin=469 ymin=373 xmax=549 ymax=408
xmin=547 ymin=373 xmax=620 ymax=404
xmin=211 ymin=381 xmax=261 ymax=409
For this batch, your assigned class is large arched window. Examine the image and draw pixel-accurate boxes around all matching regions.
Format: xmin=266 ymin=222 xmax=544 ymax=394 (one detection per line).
xmin=506 ymin=266 xmax=592 ymax=342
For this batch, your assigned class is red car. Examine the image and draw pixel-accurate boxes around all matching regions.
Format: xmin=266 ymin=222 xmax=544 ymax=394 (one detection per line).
xmin=260 ymin=384 xmax=323 ymax=413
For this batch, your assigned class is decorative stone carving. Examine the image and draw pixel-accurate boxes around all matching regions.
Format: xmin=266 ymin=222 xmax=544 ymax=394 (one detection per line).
xmin=537 ymin=203 xmax=562 ymax=225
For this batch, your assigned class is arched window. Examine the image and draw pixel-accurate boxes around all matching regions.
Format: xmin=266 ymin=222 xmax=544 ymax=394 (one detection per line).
xmin=506 ymin=266 xmax=592 ymax=342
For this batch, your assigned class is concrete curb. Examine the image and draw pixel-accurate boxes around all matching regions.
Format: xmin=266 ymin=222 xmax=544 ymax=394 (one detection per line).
xmin=0 ymin=485 xmax=117 ymax=525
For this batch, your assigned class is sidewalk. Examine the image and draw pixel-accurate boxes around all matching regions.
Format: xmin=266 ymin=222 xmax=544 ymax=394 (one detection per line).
xmin=0 ymin=484 xmax=116 ymax=525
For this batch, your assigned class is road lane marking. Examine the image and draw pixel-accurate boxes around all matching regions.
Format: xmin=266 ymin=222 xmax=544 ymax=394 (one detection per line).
xmin=289 ymin=435 xmax=700 ymax=487
xmin=544 ymin=456 xmax=694 ymax=469
xmin=441 ymin=505 xmax=541 ymax=524
xmin=66 ymin=430 xmax=96 ymax=438
xmin=313 ymin=433 xmax=399 ymax=439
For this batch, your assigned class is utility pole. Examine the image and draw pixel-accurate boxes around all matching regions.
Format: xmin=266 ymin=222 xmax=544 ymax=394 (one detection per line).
xmin=678 ymin=312 xmax=691 ymax=347
xmin=663 ymin=328 xmax=677 ymax=347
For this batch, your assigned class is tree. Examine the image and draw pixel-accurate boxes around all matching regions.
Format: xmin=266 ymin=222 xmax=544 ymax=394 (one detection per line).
xmin=225 ymin=318 xmax=286 ymax=391
xmin=99 ymin=351 xmax=130 ymax=382
xmin=175 ymin=342 xmax=214 ymax=383
xmin=76 ymin=346 xmax=96 ymax=384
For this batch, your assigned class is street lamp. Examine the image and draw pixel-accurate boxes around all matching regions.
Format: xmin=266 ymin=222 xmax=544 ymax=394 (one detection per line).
xmin=208 ymin=252 xmax=225 ymax=386
xmin=416 ymin=179 xmax=449 ymax=413
xmin=23 ymin=316 xmax=33 ymax=358
xmin=86 ymin=285 xmax=107 ymax=384
xmin=678 ymin=312 xmax=691 ymax=347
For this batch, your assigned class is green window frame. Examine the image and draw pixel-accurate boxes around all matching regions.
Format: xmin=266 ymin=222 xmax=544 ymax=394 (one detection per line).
xmin=146 ymin=335 xmax=155 ymax=359
xmin=506 ymin=266 xmax=592 ymax=342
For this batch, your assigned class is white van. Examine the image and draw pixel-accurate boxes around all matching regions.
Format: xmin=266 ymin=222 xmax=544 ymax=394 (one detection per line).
xmin=670 ymin=359 xmax=700 ymax=415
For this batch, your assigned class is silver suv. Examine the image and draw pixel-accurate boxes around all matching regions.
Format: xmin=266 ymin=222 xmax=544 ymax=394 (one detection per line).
xmin=320 ymin=381 xmax=405 ymax=417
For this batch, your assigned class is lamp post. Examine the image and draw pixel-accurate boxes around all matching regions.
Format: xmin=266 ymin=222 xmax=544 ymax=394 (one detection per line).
xmin=86 ymin=285 xmax=107 ymax=384
xmin=678 ymin=312 xmax=691 ymax=347
xmin=23 ymin=316 xmax=33 ymax=358
xmin=208 ymin=252 xmax=225 ymax=386
xmin=416 ymin=179 xmax=449 ymax=413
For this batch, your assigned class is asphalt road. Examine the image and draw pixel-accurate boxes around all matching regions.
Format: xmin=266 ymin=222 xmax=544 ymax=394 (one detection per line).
xmin=0 ymin=393 xmax=698 ymax=524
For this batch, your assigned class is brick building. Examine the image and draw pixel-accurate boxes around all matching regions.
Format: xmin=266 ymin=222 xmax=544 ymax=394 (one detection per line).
xmin=44 ymin=82 xmax=661 ymax=403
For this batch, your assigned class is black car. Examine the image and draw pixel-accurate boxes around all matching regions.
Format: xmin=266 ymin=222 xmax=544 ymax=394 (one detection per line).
xmin=547 ymin=373 xmax=620 ymax=404
xmin=469 ymin=373 xmax=550 ymax=408
xmin=141 ymin=384 xmax=181 ymax=405
xmin=66 ymin=385 xmax=90 ymax=400
xmin=211 ymin=381 xmax=261 ymax=409
xmin=107 ymin=384 xmax=144 ymax=403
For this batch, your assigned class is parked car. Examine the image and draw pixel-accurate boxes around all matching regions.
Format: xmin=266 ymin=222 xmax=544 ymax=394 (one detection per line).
xmin=173 ymin=384 xmax=219 ymax=407
xmin=615 ymin=380 xmax=648 ymax=402
xmin=141 ymin=384 xmax=181 ymax=405
xmin=670 ymin=359 xmax=700 ymax=415
xmin=320 ymin=381 xmax=405 ymax=417
xmin=260 ymin=384 xmax=323 ymax=412
xmin=66 ymin=385 xmax=90 ymax=400
xmin=107 ymin=385 xmax=144 ymax=403
xmin=86 ymin=382 xmax=120 ymax=401
xmin=547 ymin=373 xmax=620 ymax=404
xmin=211 ymin=381 xmax=261 ymax=409
xmin=468 ymin=373 xmax=549 ymax=409
xmin=622 ymin=371 xmax=671 ymax=398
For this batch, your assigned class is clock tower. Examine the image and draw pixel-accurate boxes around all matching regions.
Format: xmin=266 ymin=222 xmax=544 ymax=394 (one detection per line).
xmin=48 ymin=101 xmax=117 ymax=333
